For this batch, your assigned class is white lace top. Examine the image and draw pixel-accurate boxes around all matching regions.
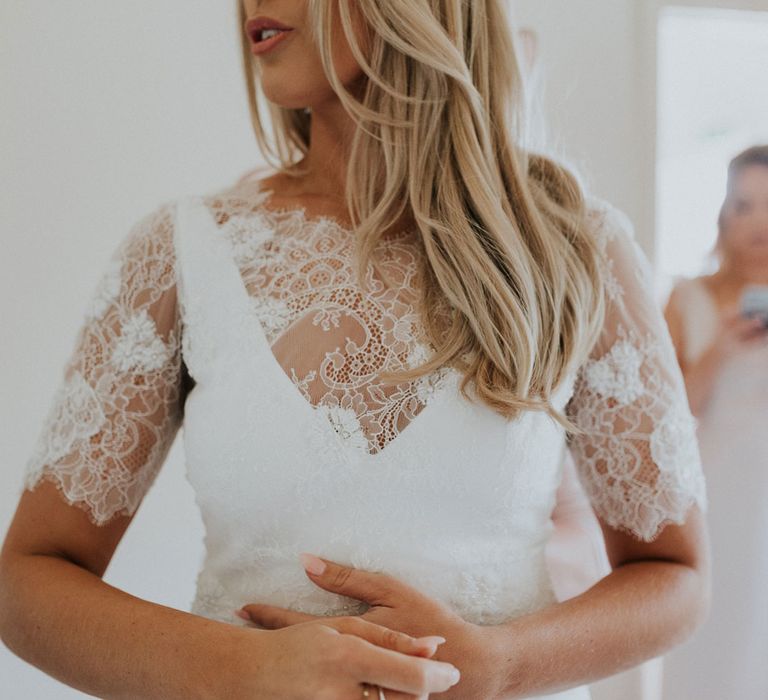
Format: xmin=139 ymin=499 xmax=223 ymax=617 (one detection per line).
xmin=21 ymin=169 xmax=707 ymax=544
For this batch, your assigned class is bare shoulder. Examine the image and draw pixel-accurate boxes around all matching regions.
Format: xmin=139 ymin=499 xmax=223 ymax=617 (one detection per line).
xmin=696 ymin=272 xmax=722 ymax=299
xmin=230 ymin=166 xmax=304 ymax=198
xmin=224 ymin=168 xmax=359 ymax=227
xmin=219 ymin=168 xmax=300 ymax=207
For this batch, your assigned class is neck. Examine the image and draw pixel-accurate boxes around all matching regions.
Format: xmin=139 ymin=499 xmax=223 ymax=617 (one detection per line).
xmin=291 ymin=92 xmax=415 ymax=238
xmin=293 ymin=97 xmax=357 ymax=196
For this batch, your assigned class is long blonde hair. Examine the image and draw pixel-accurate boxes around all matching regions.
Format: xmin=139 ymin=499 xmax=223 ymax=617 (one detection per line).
xmin=237 ymin=0 xmax=605 ymax=426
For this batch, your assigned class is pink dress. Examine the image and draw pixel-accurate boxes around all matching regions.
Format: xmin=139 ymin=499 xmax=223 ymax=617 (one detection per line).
xmin=661 ymin=277 xmax=768 ymax=699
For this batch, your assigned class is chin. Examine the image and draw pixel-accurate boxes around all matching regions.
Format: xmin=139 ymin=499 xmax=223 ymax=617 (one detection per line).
xmin=259 ymin=79 xmax=321 ymax=111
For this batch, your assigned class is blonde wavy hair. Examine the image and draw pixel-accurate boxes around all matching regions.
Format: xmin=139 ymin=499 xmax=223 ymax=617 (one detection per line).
xmin=237 ymin=0 xmax=606 ymax=427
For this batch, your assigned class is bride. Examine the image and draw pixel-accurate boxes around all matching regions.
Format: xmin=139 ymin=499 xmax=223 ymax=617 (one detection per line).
xmin=0 ymin=1 xmax=709 ymax=698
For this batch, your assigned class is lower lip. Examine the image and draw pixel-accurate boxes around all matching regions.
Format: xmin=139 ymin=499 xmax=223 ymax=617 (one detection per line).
xmin=250 ymin=30 xmax=293 ymax=55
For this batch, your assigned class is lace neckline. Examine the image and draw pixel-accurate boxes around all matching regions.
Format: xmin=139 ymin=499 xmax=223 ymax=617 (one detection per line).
xmin=235 ymin=172 xmax=413 ymax=244
xmin=197 ymin=181 xmax=455 ymax=457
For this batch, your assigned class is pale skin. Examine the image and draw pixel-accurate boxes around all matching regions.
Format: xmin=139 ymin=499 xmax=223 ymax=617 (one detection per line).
xmin=664 ymin=164 xmax=768 ymax=416
xmin=0 ymin=1 xmax=710 ymax=699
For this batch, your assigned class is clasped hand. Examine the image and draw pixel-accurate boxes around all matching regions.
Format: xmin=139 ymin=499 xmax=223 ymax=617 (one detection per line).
xmin=236 ymin=553 xmax=503 ymax=699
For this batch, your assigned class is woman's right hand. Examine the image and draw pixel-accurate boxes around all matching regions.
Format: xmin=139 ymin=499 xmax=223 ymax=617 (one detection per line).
xmin=711 ymin=307 xmax=768 ymax=359
xmin=219 ymin=617 xmax=462 ymax=699
xmin=681 ymin=306 xmax=768 ymax=414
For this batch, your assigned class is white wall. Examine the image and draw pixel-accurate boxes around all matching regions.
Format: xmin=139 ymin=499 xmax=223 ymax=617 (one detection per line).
xmin=0 ymin=1 xmax=678 ymax=697
xmin=510 ymin=0 xmax=656 ymax=257
xmin=0 ymin=2 xmax=259 ymax=697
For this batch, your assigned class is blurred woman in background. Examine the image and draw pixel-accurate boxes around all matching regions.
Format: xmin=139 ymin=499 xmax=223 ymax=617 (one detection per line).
xmin=662 ymin=145 xmax=768 ymax=699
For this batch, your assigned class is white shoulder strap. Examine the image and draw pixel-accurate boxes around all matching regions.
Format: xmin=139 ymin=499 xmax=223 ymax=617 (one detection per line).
xmin=173 ymin=196 xmax=257 ymax=379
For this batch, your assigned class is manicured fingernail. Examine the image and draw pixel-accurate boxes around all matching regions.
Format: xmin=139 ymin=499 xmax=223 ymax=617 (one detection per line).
xmin=448 ymin=667 xmax=461 ymax=685
xmin=234 ymin=608 xmax=250 ymax=620
xmin=414 ymin=636 xmax=446 ymax=646
xmin=299 ymin=552 xmax=327 ymax=575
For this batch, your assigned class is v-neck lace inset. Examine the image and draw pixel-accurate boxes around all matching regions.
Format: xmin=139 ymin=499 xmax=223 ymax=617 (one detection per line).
xmin=202 ymin=180 xmax=456 ymax=456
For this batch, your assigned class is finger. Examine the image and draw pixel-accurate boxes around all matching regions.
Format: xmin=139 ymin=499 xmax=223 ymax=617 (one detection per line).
xmin=237 ymin=604 xmax=316 ymax=628
xmin=336 ymin=616 xmax=447 ymax=657
xmin=743 ymin=328 xmax=768 ymax=345
xmin=299 ymin=553 xmax=421 ymax=607
xmin=736 ymin=318 xmax=768 ymax=341
xmin=358 ymin=686 xmax=426 ymax=700
xmin=348 ymin=637 xmax=461 ymax=696
xmin=360 ymin=686 xmax=428 ymax=700
xmin=739 ymin=315 xmax=768 ymax=331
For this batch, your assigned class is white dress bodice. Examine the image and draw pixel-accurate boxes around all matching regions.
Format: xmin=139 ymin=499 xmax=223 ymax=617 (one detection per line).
xmin=176 ymin=192 xmax=574 ymax=629
xmin=21 ymin=170 xmax=708 ymax=700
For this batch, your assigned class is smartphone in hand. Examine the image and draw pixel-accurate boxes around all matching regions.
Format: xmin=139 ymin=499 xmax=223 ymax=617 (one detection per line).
xmin=740 ymin=285 xmax=768 ymax=328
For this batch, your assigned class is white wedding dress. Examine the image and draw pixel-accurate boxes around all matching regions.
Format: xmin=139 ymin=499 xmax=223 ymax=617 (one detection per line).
xmin=661 ymin=277 xmax=768 ymax=699
xmin=21 ymin=168 xmax=707 ymax=699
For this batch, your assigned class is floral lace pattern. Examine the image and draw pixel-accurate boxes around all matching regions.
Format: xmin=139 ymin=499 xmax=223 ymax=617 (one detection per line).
xmin=566 ymin=200 xmax=707 ymax=541
xmin=22 ymin=173 xmax=706 ymax=542
xmin=203 ymin=178 xmax=457 ymax=457
xmin=22 ymin=203 xmax=184 ymax=526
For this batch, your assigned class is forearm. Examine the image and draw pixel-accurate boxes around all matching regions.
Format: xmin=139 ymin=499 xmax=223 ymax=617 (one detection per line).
xmin=483 ymin=559 xmax=709 ymax=698
xmin=0 ymin=553 xmax=254 ymax=700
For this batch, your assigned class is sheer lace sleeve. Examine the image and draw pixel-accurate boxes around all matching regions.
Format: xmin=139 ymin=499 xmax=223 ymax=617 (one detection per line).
xmin=22 ymin=201 xmax=184 ymax=527
xmin=565 ymin=197 xmax=708 ymax=542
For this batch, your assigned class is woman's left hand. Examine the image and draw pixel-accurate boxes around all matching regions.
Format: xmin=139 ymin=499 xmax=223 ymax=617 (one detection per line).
xmin=237 ymin=553 xmax=504 ymax=699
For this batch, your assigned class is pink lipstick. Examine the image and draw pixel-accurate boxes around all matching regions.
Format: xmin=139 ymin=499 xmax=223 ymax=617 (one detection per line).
xmin=245 ymin=16 xmax=294 ymax=55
